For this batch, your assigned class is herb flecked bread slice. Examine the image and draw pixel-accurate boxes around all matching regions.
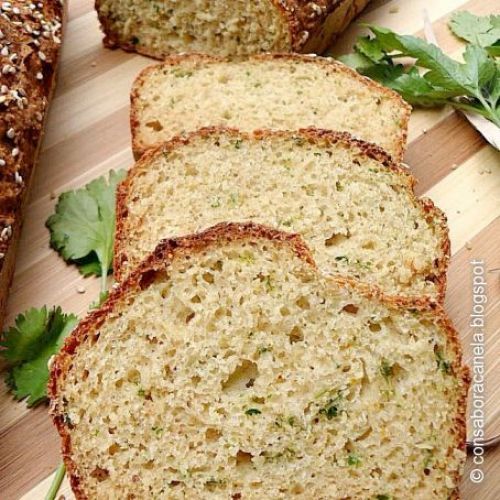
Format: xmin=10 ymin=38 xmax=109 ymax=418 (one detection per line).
xmin=96 ymin=0 xmax=370 ymax=60
xmin=50 ymin=223 xmax=469 ymax=499
xmin=131 ymin=54 xmax=411 ymax=162
xmin=115 ymin=128 xmax=449 ymax=301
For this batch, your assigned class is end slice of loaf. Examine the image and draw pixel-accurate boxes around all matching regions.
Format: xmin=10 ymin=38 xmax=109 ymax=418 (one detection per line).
xmin=130 ymin=54 xmax=411 ymax=162
xmin=50 ymin=222 xmax=469 ymax=500
xmin=115 ymin=128 xmax=449 ymax=301
xmin=96 ymin=0 xmax=370 ymax=59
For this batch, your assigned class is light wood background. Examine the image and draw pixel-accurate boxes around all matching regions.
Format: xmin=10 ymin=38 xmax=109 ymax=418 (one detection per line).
xmin=1 ymin=0 xmax=499 ymax=498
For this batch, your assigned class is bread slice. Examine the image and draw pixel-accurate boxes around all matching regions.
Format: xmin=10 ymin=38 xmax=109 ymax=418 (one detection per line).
xmin=50 ymin=222 xmax=469 ymax=499
xmin=131 ymin=54 xmax=411 ymax=162
xmin=96 ymin=0 xmax=370 ymax=59
xmin=115 ymin=128 xmax=449 ymax=301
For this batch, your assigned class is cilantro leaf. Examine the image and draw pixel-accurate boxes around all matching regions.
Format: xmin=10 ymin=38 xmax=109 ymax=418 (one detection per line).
xmin=1 ymin=307 xmax=77 ymax=406
xmin=46 ymin=170 xmax=126 ymax=287
xmin=449 ymin=11 xmax=500 ymax=54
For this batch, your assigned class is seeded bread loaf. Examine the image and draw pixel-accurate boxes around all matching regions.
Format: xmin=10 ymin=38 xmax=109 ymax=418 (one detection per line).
xmin=131 ymin=54 xmax=411 ymax=162
xmin=0 ymin=0 xmax=64 ymax=327
xmin=96 ymin=0 xmax=371 ymax=60
xmin=115 ymin=128 xmax=449 ymax=301
xmin=49 ymin=222 xmax=469 ymax=499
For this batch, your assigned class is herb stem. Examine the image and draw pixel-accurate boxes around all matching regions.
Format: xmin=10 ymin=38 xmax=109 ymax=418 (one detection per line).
xmin=100 ymin=268 xmax=108 ymax=294
xmin=45 ymin=462 xmax=65 ymax=500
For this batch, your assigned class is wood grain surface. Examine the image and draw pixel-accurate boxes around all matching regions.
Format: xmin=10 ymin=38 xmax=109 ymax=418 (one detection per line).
xmin=1 ymin=0 xmax=499 ymax=498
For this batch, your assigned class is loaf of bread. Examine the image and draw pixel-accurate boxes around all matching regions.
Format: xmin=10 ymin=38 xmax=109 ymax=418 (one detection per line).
xmin=49 ymin=222 xmax=469 ymax=499
xmin=131 ymin=54 xmax=411 ymax=162
xmin=0 ymin=0 xmax=64 ymax=327
xmin=115 ymin=128 xmax=449 ymax=301
xmin=96 ymin=0 xmax=371 ymax=60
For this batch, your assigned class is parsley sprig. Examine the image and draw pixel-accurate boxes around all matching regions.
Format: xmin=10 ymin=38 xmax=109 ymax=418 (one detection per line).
xmin=340 ymin=12 xmax=500 ymax=128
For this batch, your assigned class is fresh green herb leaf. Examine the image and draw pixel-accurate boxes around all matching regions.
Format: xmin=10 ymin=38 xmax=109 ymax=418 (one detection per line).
xmin=449 ymin=11 xmax=500 ymax=53
xmin=376 ymin=495 xmax=391 ymax=500
xmin=245 ymin=408 xmax=262 ymax=416
xmin=319 ymin=392 xmax=343 ymax=420
xmin=1 ymin=307 xmax=77 ymax=406
xmin=435 ymin=349 xmax=452 ymax=374
xmin=347 ymin=453 xmax=361 ymax=466
xmin=380 ymin=358 xmax=394 ymax=380
xmin=138 ymin=388 xmax=146 ymax=397
xmin=46 ymin=170 xmax=126 ymax=291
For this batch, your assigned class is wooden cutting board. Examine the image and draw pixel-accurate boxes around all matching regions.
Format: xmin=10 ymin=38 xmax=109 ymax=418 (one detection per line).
xmin=1 ymin=0 xmax=499 ymax=498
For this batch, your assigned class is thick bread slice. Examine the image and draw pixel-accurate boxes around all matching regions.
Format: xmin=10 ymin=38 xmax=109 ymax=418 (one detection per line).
xmin=115 ymin=128 xmax=449 ymax=301
xmin=131 ymin=54 xmax=411 ymax=162
xmin=50 ymin=222 xmax=469 ymax=500
xmin=96 ymin=0 xmax=370 ymax=59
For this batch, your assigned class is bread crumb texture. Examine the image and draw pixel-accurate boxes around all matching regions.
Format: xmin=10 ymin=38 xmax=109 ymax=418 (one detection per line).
xmin=52 ymin=230 xmax=467 ymax=499
xmin=132 ymin=55 xmax=409 ymax=162
xmin=96 ymin=0 xmax=289 ymax=56
xmin=117 ymin=130 xmax=447 ymax=300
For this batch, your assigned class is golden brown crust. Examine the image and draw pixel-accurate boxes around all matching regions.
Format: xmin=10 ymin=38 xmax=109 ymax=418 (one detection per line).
xmin=115 ymin=126 xmax=447 ymax=303
xmin=49 ymin=221 xmax=469 ymax=499
xmin=0 ymin=0 xmax=65 ymax=328
xmin=130 ymin=52 xmax=411 ymax=162
xmin=96 ymin=0 xmax=370 ymax=59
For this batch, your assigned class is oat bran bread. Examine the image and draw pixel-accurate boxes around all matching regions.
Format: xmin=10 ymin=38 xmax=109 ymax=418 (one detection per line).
xmin=50 ymin=222 xmax=469 ymax=499
xmin=0 ymin=0 xmax=64 ymax=327
xmin=96 ymin=0 xmax=371 ymax=59
xmin=115 ymin=128 xmax=449 ymax=301
xmin=131 ymin=54 xmax=411 ymax=162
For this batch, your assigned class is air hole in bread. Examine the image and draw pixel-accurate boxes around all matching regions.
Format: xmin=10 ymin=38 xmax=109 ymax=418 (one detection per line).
xmin=362 ymin=241 xmax=376 ymax=250
xmin=236 ymin=450 xmax=253 ymax=467
xmin=205 ymin=428 xmax=221 ymax=442
xmin=325 ymin=232 xmax=348 ymax=247
xmin=90 ymin=466 xmax=109 ymax=482
xmin=295 ymin=296 xmax=310 ymax=309
xmin=203 ymin=272 xmax=215 ymax=284
xmin=222 ymin=360 xmax=258 ymax=393
xmin=108 ymin=443 xmax=120 ymax=456
xmin=126 ymin=369 xmax=141 ymax=384
xmin=280 ymin=305 xmax=290 ymax=316
xmin=342 ymin=304 xmax=359 ymax=314
xmin=145 ymin=120 xmax=163 ymax=131
xmin=289 ymin=326 xmax=304 ymax=344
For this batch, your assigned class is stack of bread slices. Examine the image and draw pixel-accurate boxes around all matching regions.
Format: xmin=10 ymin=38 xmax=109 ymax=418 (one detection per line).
xmin=50 ymin=50 xmax=469 ymax=500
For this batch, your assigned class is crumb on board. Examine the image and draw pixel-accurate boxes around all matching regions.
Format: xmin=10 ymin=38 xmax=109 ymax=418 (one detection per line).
xmin=76 ymin=285 xmax=86 ymax=294
xmin=465 ymin=241 xmax=472 ymax=251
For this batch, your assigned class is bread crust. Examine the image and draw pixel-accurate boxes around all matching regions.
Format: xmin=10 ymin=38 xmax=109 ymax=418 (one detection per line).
xmin=49 ymin=221 xmax=469 ymax=500
xmin=95 ymin=0 xmax=370 ymax=59
xmin=130 ymin=53 xmax=411 ymax=162
xmin=0 ymin=0 xmax=65 ymax=328
xmin=116 ymin=126 xmax=447 ymax=302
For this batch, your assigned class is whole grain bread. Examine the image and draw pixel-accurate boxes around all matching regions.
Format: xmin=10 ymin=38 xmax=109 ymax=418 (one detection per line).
xmin=131 ymin=54 xmax=411 ymax=162
xmin=0 ymin=0 xmax=64 ymax=328
xmin=49 ymin=222 xmax=469 ymax=499
xmin=115 ymin=128 xmax=449 ymax=301
xmin=96 ymin=0 xmax=371 ymax=59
